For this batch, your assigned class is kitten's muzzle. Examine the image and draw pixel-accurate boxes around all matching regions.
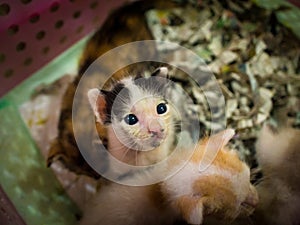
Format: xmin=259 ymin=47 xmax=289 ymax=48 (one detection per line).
xmin=150 ymin=130 xmax=165 ymax=138
xmin=241 ymin=185 xmax=259 ymax=215
xmin=148 ymin=119 xmax=164 ymax=135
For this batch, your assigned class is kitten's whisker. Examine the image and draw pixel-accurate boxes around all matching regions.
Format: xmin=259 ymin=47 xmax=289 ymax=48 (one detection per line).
xmin=253 ymin=172 xmax=275 ymax=184
xmin=241 ymin=204 xmax=254 ymax=215
xmin=117 ymin=142 xmax=138 ymax=162
xmin=109 ymin=139 xmax=137 ymax=153
xmin=109 ymin=137 xmax=142 ymax=164
xmin=109 ymin=142 xmax=132 ymax=151
xmin=120 ymin=148 xmax=131 ymax=162
xmin=135 ymin=146 xmax=138 ymax=166
xmin=169 ymin=120 xmax=201 ymax=126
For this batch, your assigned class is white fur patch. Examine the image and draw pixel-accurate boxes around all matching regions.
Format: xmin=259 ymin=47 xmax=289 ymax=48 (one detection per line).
xmin=189 ymin=203 xmax=203 ymax=225
xmin=159 ymin=67 xmax=168 ymax=77
xmin=164 ymin=162 xmax=200 ymax=198
xmin=87 ymin=88 xmax=102 ymax=123
xmin=165 ymin=161 xmax=249 ymax=204
xmin=121 ymin=77 xmax=149 ymax=109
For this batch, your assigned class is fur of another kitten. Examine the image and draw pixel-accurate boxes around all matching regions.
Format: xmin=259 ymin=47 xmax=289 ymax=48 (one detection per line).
xmin=254 ymin=125 xmax=300 ymax=225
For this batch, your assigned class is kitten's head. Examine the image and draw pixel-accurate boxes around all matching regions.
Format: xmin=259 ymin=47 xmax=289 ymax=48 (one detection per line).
xmin=88 ymin=67 xmax=175 ymax=151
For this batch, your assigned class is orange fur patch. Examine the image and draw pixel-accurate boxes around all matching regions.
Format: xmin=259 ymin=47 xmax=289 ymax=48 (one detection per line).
xmin=190 ymin=139 xmax=244 ymax=173
xmin=193 ymin=175 xmax=237 ymax=218
xmin=175 ymin=195 xmax=201 ymax=222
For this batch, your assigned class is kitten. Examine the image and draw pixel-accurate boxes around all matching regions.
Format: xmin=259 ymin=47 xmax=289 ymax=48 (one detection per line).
xmin=83 ymin=71 xmax=258 ymax=224
xmin=47 ymin=0 xmax=182 ymax=178
xmin=79 ymin=128 xmax=258 ymax=225
xmin=87 ymin=66 xmax=178 ymax=168
xmin=254 ymin=124 xmax=300 ymax=225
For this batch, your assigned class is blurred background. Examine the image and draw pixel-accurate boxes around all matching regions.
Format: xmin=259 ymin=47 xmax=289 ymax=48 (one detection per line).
xmin=0 ymin=0 xmax=299 ymax=224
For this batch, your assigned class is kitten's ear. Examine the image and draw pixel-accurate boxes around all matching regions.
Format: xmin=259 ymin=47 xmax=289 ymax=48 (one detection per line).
xmin=176 ymin=196 xmax=204 ymax=225
xmin=208 ymin=129 xmax=235 ymax=150
xmin=151 ymin=67 xmax=169 ymax=78
xmin=199 ymin=129 xmax=235 ymax=171
xmin=87 ymin=88 xmax=107 ymax=124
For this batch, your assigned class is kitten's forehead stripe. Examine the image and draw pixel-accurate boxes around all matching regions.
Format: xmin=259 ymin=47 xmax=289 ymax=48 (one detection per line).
xmin=133 ymin=77 xmax=166 ymax=96
xmin=122 ymin=77 xmax=135 ymax=87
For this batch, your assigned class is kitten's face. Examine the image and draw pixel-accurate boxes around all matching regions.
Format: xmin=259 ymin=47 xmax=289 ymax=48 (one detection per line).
xmin=109 ymin=73 xmax=175 ymax=151
xmin=88 ymin=67 xmax=175 ymax=152
xmin=114 ymin=96 xmax=172 ymax=150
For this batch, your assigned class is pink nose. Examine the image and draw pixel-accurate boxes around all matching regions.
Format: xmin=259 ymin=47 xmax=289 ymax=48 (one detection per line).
xmin=148 ymin=119 xmax=164 ymax=136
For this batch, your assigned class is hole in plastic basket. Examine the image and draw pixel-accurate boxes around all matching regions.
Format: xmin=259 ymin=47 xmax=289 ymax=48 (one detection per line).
xmin=23 ymin=57 xmax=33 ymax=66
xmin=90 ymin=1 xmax=98 ymax=9
xmin=20 ymin=0 xmax=32 ymax=4
xmin=0 ymin=53 xmax=6 ymax=63
xmin=4 ymin=69 xmax=14 ymax=78
xmin=16 ymin=42 xmax=26 ymax=52
xmin=36 ymin=31 xmax=46 ymax=40
xmin=50 ymin=2 xmax=60 ymax=12
xmin=42 ymin=46 xmax=50 ymax=55
xmin=55 ymin=20 xmax=64 ymax=29
xmin=7 ymin=24 xmax=19 ymax=35
xmin=60 ymin=36 xmax=67 ymax=44
xmin=29 ymin=13 xmax=40 ymax=23
xmin=73 ymin=11 xmax=81 ymax=19
xmin=0 ymin=3 xmax=10 ymax=16
xmin=76 ymin=25 xmax=84 ymax=34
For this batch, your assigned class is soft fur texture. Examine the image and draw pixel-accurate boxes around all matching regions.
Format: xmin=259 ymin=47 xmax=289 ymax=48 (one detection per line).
xmin=80 ymin=129 xmax=258 ymax=225
xmin=47 ymin=0 xmax=181 ymax=178
xmin=163 ymin=129 xmax=258 ymax=224
xmin=254 ymin=125 xmax=300 ymax=225
xmin=83 ymin=71 xmax=258 ymax=225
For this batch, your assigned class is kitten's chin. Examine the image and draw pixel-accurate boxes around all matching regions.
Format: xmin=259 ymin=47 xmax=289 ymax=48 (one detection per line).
xmin=149 ymin=135 xmax=167 ymax=148
xmin=150 ymin=139 xmax=162 ymax=148
xmin=135 ymin=137 xmax=165 ymax=151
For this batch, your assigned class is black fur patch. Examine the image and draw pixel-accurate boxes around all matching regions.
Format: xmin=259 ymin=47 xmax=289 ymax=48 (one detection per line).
xmin=103 ymin=83 xmax=130 ymax=123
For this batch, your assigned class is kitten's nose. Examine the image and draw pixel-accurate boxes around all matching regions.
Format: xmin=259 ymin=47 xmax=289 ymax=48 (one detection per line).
xmin=148 ymin=119 xmax=164 ymax=136
xmin=242 ymin=185 xmax=259 ymax=215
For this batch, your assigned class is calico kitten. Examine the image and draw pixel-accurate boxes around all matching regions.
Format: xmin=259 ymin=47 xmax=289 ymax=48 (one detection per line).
xmin=47 ymin=0 xmax=181 ymax=177
xmin=82 ymin=69 xmax=258 ymax=224
xmin=79 ymin=129 xmax=258 ymax=225
xmin=47 ymin=1 xmax=259 ymax=224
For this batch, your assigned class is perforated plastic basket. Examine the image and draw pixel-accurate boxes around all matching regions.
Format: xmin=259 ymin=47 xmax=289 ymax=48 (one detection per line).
xmin=0 ymin=1 xmax=126 ymax=224
xmin=0 ymin=0 xmax=126 ymax=97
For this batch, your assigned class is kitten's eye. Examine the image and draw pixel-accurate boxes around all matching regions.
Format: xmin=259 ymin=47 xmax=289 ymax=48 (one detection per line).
xmin=156 ymin=103 xmax=168 ymax=115
xmin=124 ymin=114 xmax=138 ymax=125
